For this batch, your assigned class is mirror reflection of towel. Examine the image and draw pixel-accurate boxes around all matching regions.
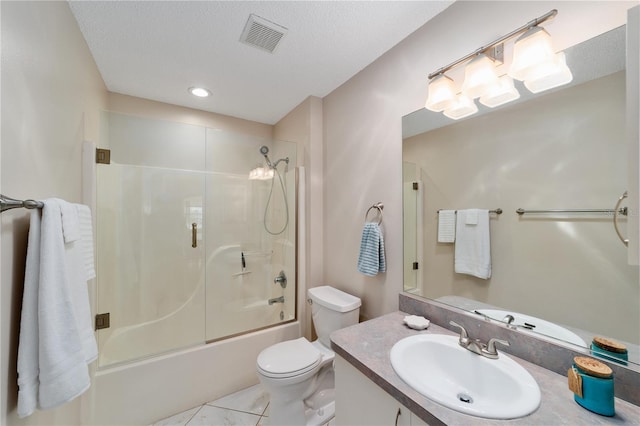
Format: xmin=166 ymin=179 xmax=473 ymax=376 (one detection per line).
xmin=437 ymin=210 xmax=456 ymax=243
xmin=357 ymin=222 xmax=386 ymax=276
xmin=454 ymin=209 xmax=491 ymax=279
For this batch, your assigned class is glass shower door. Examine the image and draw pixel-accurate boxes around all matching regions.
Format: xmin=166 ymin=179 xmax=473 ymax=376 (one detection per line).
xmin=96 ymin=163 xmax=206 ymax=367
xmin=403 ymin=161 xmax=422 ymax=295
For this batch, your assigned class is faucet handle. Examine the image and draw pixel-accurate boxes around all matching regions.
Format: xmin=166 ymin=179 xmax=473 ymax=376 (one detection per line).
xmin=483 ymin=338 xmax=510 ymax=358
xmin=449 ymin=321 xmax=469 ymax=344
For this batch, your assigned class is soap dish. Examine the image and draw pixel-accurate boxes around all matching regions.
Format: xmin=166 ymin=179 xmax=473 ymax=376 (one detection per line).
xmin=403 ymin=315 xmax=430 ymax=330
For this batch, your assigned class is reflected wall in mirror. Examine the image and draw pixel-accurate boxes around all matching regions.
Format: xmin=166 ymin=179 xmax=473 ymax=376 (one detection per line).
xmin=402 ymin=25 xmax=639 ymax=369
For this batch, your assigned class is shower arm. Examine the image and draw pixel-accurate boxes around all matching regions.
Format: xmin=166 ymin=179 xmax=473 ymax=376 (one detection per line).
xmin=270 ymin=157 xmax=289 ymax=169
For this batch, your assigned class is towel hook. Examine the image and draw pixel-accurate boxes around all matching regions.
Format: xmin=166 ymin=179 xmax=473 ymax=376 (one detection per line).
xmin=365 ymin=202 xmax=384 ymax=225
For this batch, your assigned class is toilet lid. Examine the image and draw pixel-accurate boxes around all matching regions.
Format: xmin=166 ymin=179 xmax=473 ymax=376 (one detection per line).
xmin=257 ymin=337 xmax=322 ymax=378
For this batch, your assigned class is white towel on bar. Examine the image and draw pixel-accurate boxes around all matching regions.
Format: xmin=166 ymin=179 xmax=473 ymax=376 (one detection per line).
xmin=454 ymin=209 xmax=491 ymax=279
xmin=437 ymin=210 xmax=456 ymax=243
xmin=17 ymin=199 xmax=97 ymax=418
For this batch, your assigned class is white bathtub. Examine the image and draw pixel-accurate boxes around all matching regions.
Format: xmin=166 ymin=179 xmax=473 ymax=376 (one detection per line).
xmin=88 ymin=321 xmax=300 ymax=425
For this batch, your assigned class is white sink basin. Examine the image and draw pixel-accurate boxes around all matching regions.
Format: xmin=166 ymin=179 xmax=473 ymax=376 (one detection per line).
xmin=475 ymin=309 xmax=588 ymax=348
xmin=390 ymin=334 xmax=541 ymax=419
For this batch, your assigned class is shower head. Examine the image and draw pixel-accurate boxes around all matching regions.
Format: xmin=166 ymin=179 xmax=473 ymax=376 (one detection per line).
xmin=259 ymin=146 xmax=273 ymax=167
xmin=258 ymin=145 xmax=289 ymax=170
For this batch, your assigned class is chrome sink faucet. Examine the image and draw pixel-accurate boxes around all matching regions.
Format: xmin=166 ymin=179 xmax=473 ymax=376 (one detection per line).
xmin=449 ymin=321 xmax=510 ymax=360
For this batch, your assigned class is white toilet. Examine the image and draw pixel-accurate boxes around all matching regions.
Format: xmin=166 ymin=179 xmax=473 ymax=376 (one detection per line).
xmin=256 ymin=286 xmax=361 ymax=426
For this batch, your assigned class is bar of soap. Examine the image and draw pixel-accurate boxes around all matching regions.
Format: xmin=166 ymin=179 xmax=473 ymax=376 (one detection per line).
xmin=403 ymin=315 xmax=430 ymax=330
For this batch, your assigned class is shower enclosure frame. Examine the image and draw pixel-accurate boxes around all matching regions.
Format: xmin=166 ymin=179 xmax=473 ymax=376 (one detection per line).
xmin=94 ymin=111 xmax=300 ymax=368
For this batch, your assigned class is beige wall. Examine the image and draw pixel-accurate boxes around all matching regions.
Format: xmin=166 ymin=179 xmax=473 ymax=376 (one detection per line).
xmin=107 ymin=92 xmax=273 ymax=140
xmin=1 ymin=1 xmax=108 ymax=424
xmin=322 ymin=1 xmax=636 ymax=321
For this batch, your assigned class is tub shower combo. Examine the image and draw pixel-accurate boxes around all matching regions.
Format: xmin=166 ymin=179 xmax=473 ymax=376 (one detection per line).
xmin=95 ymin=112 xmax=298 ymax=367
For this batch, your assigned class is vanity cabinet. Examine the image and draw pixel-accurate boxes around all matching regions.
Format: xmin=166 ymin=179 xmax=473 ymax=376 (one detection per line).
xmin=334 ymin=355 xmax=429 ymax=426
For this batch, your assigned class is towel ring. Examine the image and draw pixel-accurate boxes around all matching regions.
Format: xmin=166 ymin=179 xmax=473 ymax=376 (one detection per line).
xmin=365 ymin=202 xmax=384 ymax=225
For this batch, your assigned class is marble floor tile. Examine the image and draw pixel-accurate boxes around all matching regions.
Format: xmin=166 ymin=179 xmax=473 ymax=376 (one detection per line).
xmin=153 ymin=406 xmax=200 ymax=426
xmin=154 ymin=384 xmax=338 ymax=426
xmin=207 ymin=384 xmax=269 ymax=416
xmin=187 ymin=405 xmax=262 ymax=426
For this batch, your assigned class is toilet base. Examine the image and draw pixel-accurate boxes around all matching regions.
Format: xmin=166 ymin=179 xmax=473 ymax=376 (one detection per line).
xmin=304 ymin=400 xmax=334 ymax=426
xmin=262 ymin=401 xmax=336 ymax=426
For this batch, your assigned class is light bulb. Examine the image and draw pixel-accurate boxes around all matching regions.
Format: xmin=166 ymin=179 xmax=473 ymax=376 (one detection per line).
xmin=425 ymin=75 xmax=457 ymax=112
xmin=443 ymin=94 xmax=478 ymax=120
xmin=508 ymin=26 xmax=556 ymax=82
xmin=462 ymin=54 xmax=500 ymax=99
xmin=479 ymin=75 xmax=520 ymax=108
xmin=523 ymin=51 xmax=573 ymax=93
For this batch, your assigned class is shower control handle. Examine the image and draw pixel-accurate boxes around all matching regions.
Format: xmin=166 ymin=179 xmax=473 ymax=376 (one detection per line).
xmin=192 ymin=223 xmax=197 ymax=248
xmin=274 ymin=270 xmax=287 ymax=288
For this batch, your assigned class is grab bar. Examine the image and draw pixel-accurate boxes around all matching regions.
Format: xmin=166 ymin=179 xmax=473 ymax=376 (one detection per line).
xmin=1 ymin=194 xmax=44 ymax=213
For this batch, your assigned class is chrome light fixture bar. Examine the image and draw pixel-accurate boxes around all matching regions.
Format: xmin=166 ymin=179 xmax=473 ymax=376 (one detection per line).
xmin=426 ymin=9 xmax=572 ymax=119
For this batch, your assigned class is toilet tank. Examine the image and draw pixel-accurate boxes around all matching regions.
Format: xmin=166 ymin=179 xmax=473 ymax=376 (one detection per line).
xmin=308 ymin=286 xmax=361 ymax=348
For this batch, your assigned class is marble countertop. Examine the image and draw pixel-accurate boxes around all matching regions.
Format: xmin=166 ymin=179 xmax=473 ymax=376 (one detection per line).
xmin=330 ymin=311 xmax=640 ymax=425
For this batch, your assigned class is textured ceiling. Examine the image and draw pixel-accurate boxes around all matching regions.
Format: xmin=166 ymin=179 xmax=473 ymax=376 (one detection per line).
xmin=68 ymin=1 xmax=454 ymax=125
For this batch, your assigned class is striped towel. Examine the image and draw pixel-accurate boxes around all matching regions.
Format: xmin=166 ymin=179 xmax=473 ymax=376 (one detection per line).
xmin=357 ymin=222 xmax=386 ymax=276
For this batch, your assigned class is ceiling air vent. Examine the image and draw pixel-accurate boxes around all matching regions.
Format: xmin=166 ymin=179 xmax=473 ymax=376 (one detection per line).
xmin=240 ymin=14 xmax=287 ymax=54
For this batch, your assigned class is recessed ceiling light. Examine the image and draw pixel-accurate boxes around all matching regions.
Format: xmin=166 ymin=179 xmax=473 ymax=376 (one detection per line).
xmin=188 ymin=87 xmax=211 ymax=98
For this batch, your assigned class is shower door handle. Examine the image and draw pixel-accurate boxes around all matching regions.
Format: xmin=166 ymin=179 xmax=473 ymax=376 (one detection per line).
xmin=192 ymin=223 xmax=197 ymax=248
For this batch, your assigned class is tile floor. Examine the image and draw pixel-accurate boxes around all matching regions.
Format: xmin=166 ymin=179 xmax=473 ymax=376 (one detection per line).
xmin=153 ymin=384 xmax=335 ymax=426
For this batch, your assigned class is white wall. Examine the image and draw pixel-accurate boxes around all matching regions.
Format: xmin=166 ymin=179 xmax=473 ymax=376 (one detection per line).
xmin=1 ymin=1 xmax=108 ymax=424
xmin=322 ymin=1 xmax=637 ymax=321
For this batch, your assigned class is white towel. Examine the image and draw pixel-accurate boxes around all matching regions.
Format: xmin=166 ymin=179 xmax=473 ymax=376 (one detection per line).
xmin=454 ymin=209 xmax=491 ymax=279
xmin=357 ymin=222 xmax=386 ymax=276
xmin=437 ymin=210 xmax=456 ymax=243
xmin=17 ymin=199 xmax=97 ymax=417
xmin=17 ymin=209 xmax=43 ymax=417
xmin=60 ymin=202 xmax=81 ymax=243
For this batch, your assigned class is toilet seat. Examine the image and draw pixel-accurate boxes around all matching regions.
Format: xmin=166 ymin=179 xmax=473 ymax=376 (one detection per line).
xmin=257 ymin=337 xmax=322 ymax=379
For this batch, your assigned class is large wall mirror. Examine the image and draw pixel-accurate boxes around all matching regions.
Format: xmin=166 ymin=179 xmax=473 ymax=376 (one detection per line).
xmin=402 ymin=25 xmax=640 ymax=371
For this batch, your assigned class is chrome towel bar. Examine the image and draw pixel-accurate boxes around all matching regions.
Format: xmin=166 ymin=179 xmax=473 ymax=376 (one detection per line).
xmin=437 ymin=208 xmax=503 ymax=215
xmin=0 ymin=194 xmax=44 ymax=213
xmin=516 ymin=208 xmax=628 ymax=216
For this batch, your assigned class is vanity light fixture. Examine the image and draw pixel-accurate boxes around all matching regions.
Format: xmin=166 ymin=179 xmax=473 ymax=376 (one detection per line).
xmin=188 ymin=87 xmax=211 ymax=98
xmin=425 ymin=9 xmax=572 ymax=119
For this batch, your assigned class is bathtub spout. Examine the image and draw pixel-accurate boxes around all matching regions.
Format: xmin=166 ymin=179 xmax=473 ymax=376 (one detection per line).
xmin=268 ymin=296 xmax=285 ymax=305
